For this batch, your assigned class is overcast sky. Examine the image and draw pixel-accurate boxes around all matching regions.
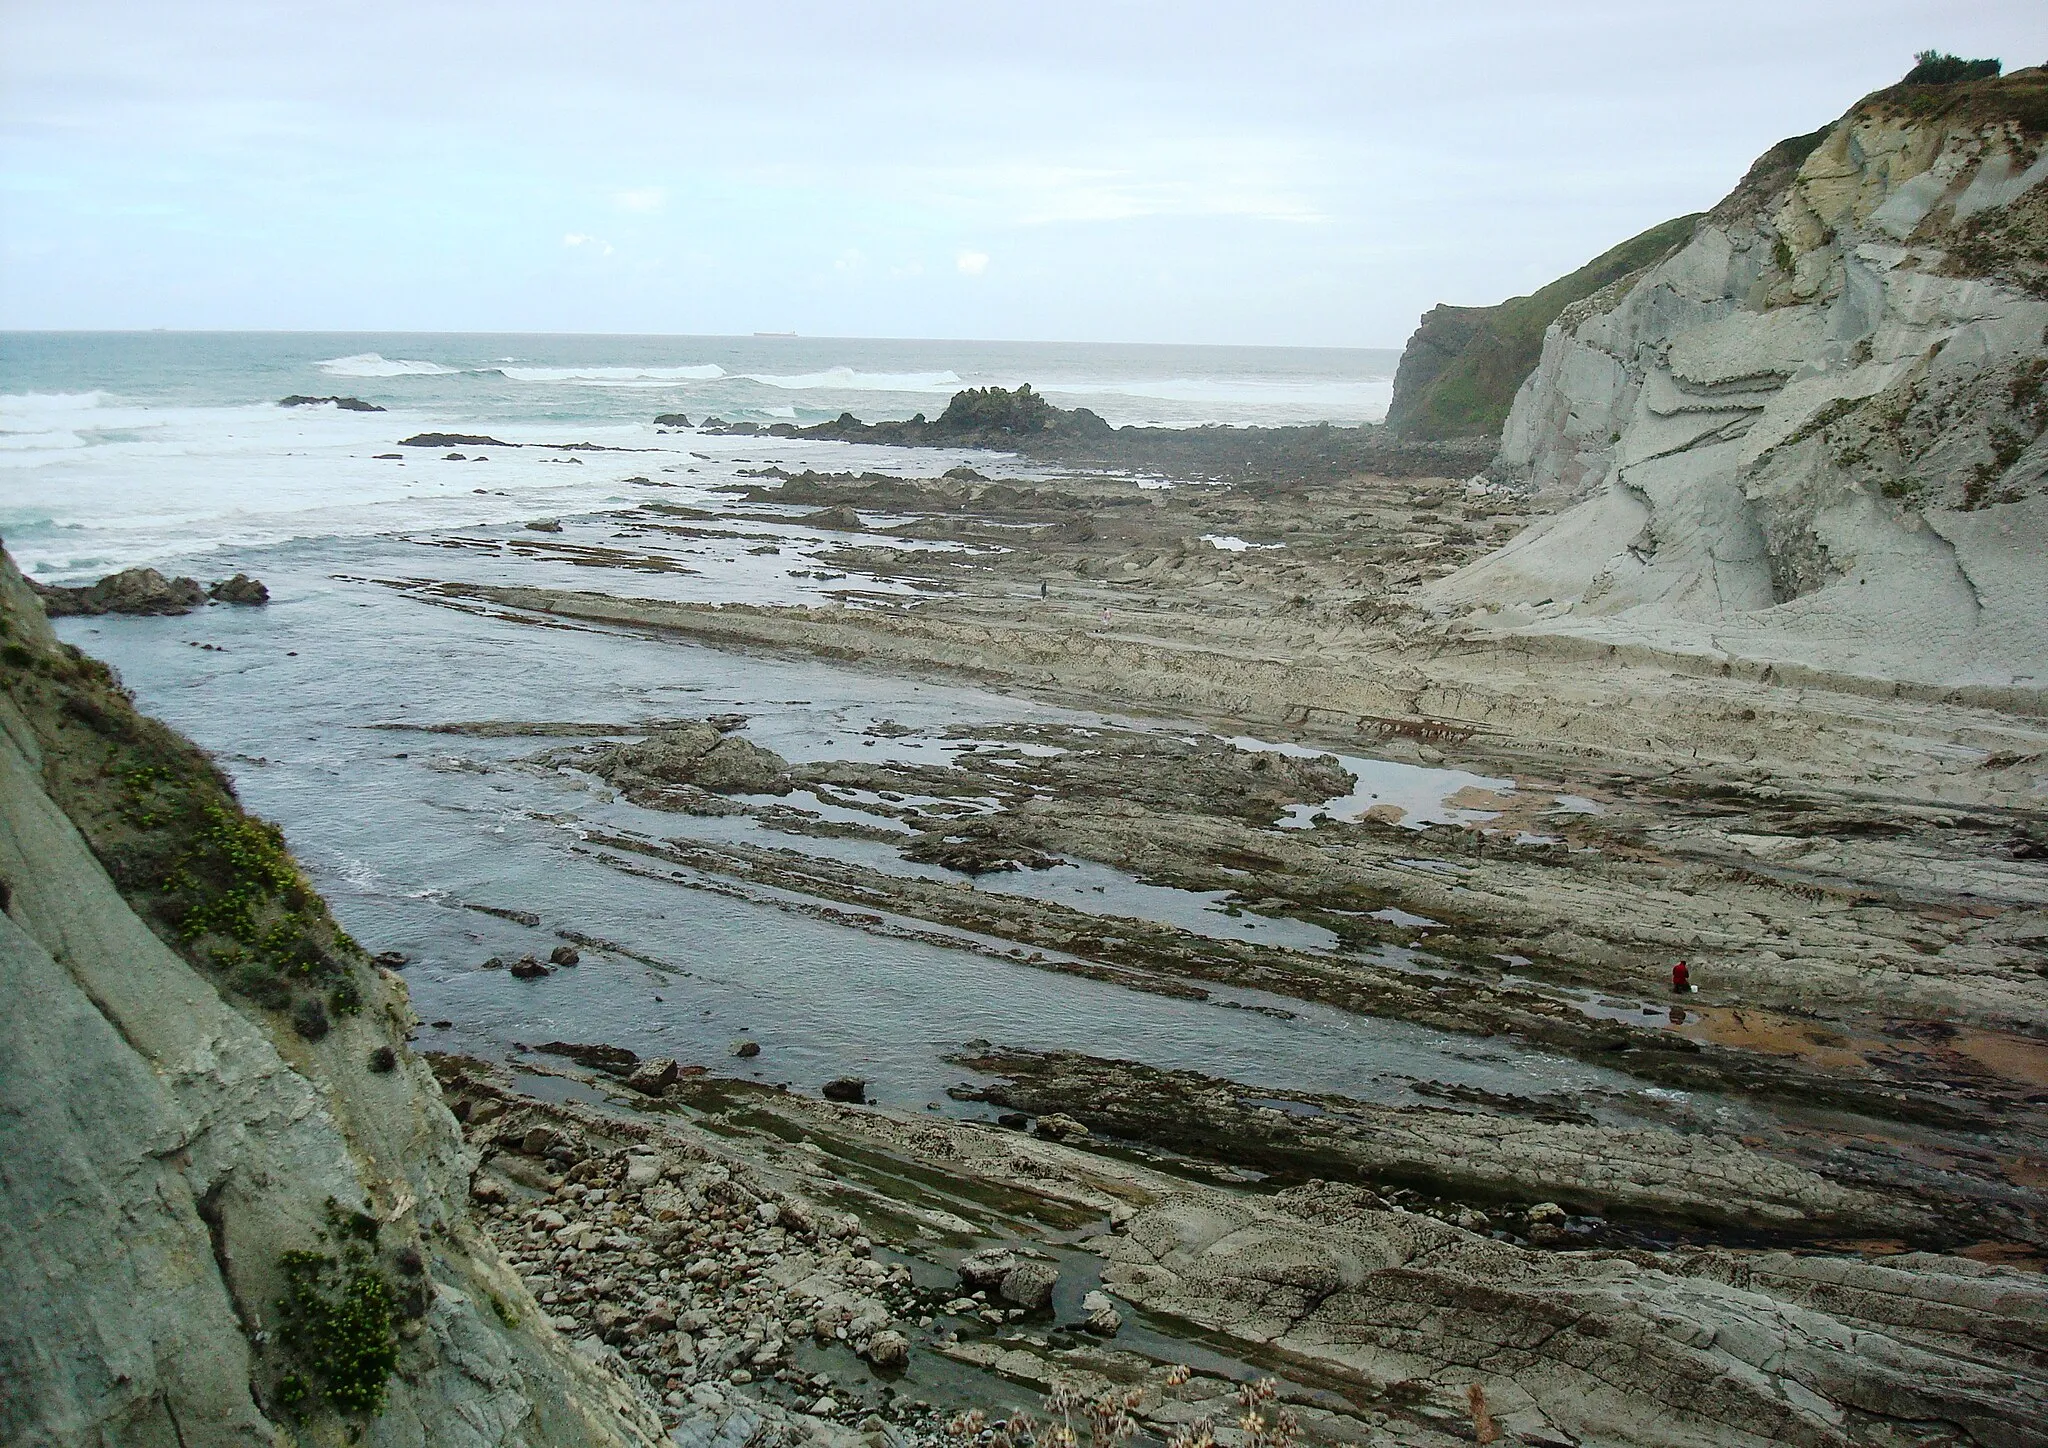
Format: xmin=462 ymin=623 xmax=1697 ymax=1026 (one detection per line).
xmin=3 ymin=1 xmax=2043 ymax=347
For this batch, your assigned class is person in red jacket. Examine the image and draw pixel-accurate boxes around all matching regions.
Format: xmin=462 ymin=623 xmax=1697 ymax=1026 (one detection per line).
xmin=1672 ymin=960 xmax=1691 ymax=993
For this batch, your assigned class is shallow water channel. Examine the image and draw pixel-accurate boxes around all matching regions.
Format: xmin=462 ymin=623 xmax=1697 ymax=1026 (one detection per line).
xmin=58 ymin=531 xmax=1654 ymax=1117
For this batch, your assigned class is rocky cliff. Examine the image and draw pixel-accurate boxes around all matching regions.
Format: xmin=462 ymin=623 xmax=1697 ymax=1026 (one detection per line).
xmin=0 ymin=546 xmax=659 ymax=1446
xmin=1386 ymin=212 xmax=1702 ymax=441
xmin=1426 ymin=65 xmax=2048 ymax=698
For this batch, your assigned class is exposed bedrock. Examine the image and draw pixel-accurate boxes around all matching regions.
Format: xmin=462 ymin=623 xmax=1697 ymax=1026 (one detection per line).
xmin=1431 ymin=68 xmax=2048 ymax=695
xmin=1105 ymin=1183 xmax=2048 ymax=1448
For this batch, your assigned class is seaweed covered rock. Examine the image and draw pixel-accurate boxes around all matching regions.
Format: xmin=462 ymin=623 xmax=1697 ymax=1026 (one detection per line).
xmin=209 ymin=573 xmax=270 ymax=605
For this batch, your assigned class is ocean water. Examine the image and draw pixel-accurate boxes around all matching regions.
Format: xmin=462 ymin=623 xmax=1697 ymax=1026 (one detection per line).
xmin=1 ymin=331 xmax=1396 ymax=581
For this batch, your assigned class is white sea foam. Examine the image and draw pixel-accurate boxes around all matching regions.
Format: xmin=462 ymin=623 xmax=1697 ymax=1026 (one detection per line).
xmin=0 ymin=392 xmax=105 ymax=448
xmin=318 ymin=353 xmax=461 ymax=378
xmin=496 ymin=364 xmax=727 ymax=385
xmin=1038 ymin=375 xmax=1392 ymax=414
xmin=1 ymin=390 xmax=107 ymax=413
xmin=743 ymin=367 xmax=963 ymax=393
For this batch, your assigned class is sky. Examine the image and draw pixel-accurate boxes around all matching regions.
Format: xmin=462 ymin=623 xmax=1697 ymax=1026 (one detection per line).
xmin=2 ymin=1 xmax=2044 ymax=347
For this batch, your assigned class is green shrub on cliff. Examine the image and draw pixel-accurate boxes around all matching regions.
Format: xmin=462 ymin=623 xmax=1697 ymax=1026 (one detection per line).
xmin=1902 ymin=52 xmax=2000 ymax=87
xmin=273 ymin=1250 xmax=400 ymax=1416
xmin=1 ymin=562 xmax=368 ymax=1028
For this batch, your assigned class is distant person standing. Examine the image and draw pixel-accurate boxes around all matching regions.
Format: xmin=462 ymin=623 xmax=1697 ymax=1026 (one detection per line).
xmin=1672 ymin=960 xmax=1691 ymax=994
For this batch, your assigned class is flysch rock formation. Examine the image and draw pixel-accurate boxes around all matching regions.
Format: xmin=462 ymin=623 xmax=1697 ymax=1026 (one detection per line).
xmin=1105 ymin=1183 xmax=2048 ymax=1448
xmin=0 ymin=546 xmax=659 ymax=1447
xmin=1427 ymin=68 xmax=2048 ymax=701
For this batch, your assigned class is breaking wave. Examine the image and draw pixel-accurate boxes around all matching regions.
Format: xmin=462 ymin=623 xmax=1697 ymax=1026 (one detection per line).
xmin=743 ymin=367 xmax=963 ymax=392
xmin=318 ymin=353 xmax=461 ymax=378
xmin=496 ymin=364 xmax=728 ymax=385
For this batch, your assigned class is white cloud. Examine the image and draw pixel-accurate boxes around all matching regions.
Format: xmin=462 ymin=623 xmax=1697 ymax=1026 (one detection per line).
xmin=615 ymin=186 xmax=666 ymax=213
xmin=563 ymin=232 xmax=614 ymax=256
xmin=955 ymin=250 xmax=989 ymax=276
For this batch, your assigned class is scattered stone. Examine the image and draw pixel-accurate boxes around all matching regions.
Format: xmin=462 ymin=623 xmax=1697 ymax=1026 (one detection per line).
xmin=821 ymin=1077 xmax=868 ymax=1104
xmin=549 ymin=945 xmax=581 ymax=966
xmin=510 ymin=955 xmax=552 ymax=979
xmin=732 ymin=1039 xmax=761 ymax=1058
xmin=1526 ymin=1200 xmax=1567 ymax=1245
xmin=1079 ymin=1290 xmax=1121 ymax=1335
xmin=956 ymin=1248 xmax=1016 ymax=1292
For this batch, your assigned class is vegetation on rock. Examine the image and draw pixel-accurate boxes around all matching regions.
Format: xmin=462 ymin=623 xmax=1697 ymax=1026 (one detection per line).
xmin=271 ymin=1208 xmax=401 ymax=1418
xmin=0 ymin=572 xmax=369 ymax=1029
xmin=1385 ymin=213 xmax=1701 ymax=441
xmin=1901 ymin=51 xmax=2001 ymax=87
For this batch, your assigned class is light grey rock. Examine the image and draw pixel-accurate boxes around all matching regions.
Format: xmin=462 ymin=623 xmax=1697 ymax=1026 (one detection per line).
xmin=1106 ymin=1183 xmax=2048 ymax=1448
xmin=1432 ymin=96 xmax=2048 ymax=700
xmin=997 ymin=1261 xmax=1058 ymax=1310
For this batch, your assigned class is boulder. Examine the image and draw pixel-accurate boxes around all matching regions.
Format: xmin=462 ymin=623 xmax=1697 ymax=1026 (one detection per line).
xmin=548 ymin=945 xmax=580 ymax=966
xmin=207 ymin=574 xmax=269 ymax=605
xmin=863 ymin=1330 xmax=909 ymax=1372
xmin=1080 ymin=1289 xmax=1121 ymax=1335
xmin=821 ymin=1077 xmax=867 ymax=1104
xmin=957 ymin=1247 xmax=1017 ymax=1292
xmin=627 ymin=1058 xmax=681 ymax=1096
xmin=1035 ymin=1112 xmax=1089 ymax=1142
xmin=732 ymin=1039 xmax=761 ymax=1058
xmin=526 ymin=519 xmax=564 ymax=533
xmin=509 ymin=955 xmax=551 ymax=979
xmin=654 ymin=413 xmax=693 ymax=427
xmin=998 ymin=1261 xmax=1058 ymax=1310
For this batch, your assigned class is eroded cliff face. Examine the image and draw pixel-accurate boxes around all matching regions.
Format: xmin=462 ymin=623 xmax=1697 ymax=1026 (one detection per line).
xmin=0 ymin=548 xmax=659 ymax=1447
xmin=1429 ymin=69 xmax=2048 ymax=696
